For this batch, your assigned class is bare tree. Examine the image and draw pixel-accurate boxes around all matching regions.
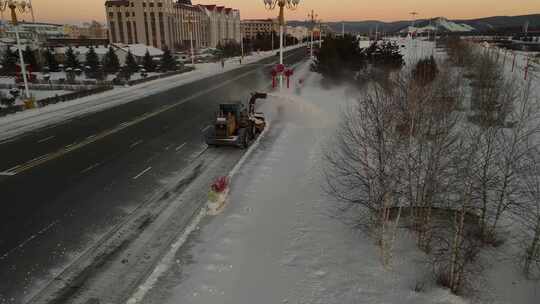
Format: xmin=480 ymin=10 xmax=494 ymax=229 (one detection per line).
xmin=518 ymin=150 xmax=540 ymax=279
xmin=324 ymin=82 xmax=404 ymax=266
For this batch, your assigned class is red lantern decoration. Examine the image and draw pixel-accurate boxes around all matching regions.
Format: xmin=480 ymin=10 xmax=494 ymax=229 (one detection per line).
xmin=271 ymin=69 xmax=278 ymax=88
xmin=284 ymin=69 xmax=294 ymax=88
xmin=275 ymin=64 xmax=285 ymax=73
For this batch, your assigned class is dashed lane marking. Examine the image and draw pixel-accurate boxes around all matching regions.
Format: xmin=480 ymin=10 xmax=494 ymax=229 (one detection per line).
xmin=130 ymin=140 xmax=144 ymax=148
xmin=132 ymin=166 xmax=152 ymax=180
xmin=175 ymin=142 xmax=186 ymax=152
xmin=37 ymin=135 xmax=55 ymax=143
xmin=80 ymin=163 xmax=101 ymax=174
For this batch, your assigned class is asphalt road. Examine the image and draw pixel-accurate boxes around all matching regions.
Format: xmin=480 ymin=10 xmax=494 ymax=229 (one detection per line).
xmin=0 ymin=46 xmax=307 ymax=303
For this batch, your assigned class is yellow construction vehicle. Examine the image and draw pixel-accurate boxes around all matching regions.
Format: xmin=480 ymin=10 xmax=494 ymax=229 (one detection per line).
xmin=204 ymin=92 xmax=268 ymax=148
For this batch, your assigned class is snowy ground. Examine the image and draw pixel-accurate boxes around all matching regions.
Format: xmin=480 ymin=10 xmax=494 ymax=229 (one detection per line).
xmin=140 ymin=61 xmax=468 ymax=304
xmin=0 ymin=44 xmax=306 ymax=142
xmin=136 ymin=41 xmax=540 ymax=304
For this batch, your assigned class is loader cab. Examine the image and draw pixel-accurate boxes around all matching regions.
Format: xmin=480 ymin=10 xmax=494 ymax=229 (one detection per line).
xmin=215 ymin=102 xmax=246 ymax=137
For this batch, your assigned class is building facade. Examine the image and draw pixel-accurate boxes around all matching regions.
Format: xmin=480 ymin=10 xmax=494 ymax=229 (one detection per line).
xmin=0 ymin=22 xmax=66 ymax=44
xmin=105 ymin=0 xmax=240 ymax=50
xmin=65 ymin=21 xmax=108 ymax=39
xmin=241 ymin=19 xmax=279 ymax=39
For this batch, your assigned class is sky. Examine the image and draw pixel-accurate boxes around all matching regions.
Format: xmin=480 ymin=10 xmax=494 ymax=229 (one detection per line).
xmin=24 ymin=0 xmax=540 ymax=24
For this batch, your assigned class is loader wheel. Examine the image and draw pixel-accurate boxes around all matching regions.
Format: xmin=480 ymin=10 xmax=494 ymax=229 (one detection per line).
xmin=242 ymin=133 xmax=249 ymax=149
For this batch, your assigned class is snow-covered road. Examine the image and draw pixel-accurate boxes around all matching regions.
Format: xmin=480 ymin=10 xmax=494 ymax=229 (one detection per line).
xmin=140 ymin=61 xmax=465 ymax=304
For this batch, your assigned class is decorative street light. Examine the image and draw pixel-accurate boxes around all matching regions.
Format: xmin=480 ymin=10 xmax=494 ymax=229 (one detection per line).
xmin=307 ymin=9 xmax=317 ymax=59
xmin=264 ymin=0 xmax=300 ymax=89
xmin=183 ymin=13 xmax=197 ymax=67
xmin=0 ymin=0 xmax=32 ymax=103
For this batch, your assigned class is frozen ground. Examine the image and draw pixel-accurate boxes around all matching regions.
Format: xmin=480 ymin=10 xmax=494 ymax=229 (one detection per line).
xmin=0 ymin=44 xmax=305 ymax=142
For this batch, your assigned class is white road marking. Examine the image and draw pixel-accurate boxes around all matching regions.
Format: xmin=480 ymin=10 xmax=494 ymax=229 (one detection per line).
xmin=0 ymin=220 xmax=60 ymax=261
xmin=29 ymin=154 xmax=50 ymax=163
xmin=37 ymin=135 xmax=55 ymax=143
xmin=201 ymin=125 xmax=211 ymax=132
xmin=132 ymin=166 xmax=152 ymax=180
xmin=0 ymin=171 xmax=16 ymax=176
xmin=0 ymin=137 xmax=18 ymax=145
xmin=130 ymin=140 xmax=143 ymax=148
xmin=80 ymin=163 xmax=101 ymax=174
xmin=175 ymin=142 xmax=186 ymax=152
xmin=6 ymin=164 xmax=21 ymax=172
xmin=126 ymin=208 xmax=207 ymax=304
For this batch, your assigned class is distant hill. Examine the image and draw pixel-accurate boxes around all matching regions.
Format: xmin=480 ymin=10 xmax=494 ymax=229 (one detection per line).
xmin=288 ymin=14 xmax=540 ymax=34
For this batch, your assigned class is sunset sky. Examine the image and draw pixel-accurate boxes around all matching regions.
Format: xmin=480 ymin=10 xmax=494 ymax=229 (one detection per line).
xmin=26 ymin=0 xmax=540 ymax=24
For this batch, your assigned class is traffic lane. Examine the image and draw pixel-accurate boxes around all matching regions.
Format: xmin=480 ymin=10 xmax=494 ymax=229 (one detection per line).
xmin=0 ymin=56 xmax=295 ymax=301
xmin=0 ymin=47 xmax=306 ymax=254
xmin=0 ymin=47 xmax=306 ymax=173
xmin=0 ymin=111 xmax=209 ymax=302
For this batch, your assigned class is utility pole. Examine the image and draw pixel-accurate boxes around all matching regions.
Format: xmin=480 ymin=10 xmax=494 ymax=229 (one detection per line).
xmin=28 ymin=0 xmax=34 ymax=22
xmin=410 ymin=11 xmax=418 ymax=36
xmin=0 ymin=1 xmax=31 ymax=102
xmin=240 ymin=27 xmax=244 ymax=59
xmin=308 ymin=9 xmax=317 ymax=59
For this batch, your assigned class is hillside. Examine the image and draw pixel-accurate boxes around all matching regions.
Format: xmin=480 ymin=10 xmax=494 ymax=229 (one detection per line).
xmin=288 ymin=14 xmax=540 ymax=34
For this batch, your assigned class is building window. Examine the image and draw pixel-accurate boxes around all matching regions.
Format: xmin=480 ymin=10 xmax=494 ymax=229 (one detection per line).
xmin=157 ymin=2 xmax=163 ymax=7
xmin=132 ymin=12 xmax=135 ymax=17
xmin=149 ymin=2 xmax=154 ymax=7
xmin=133 ymin=21 xmax=138 ymax=44
xmin=117 ymin=12 xmax=125 ymax=42
xmin=109 ymin=21 xmax=117 ymax=43
xmin=125 ymin=12 xmax=130 ymax=17
xmin=150 ymin=12 xmax=157 ymax=47
xmin=131 ymin=2 xmax=134 ymax=7
xmin=143 ymin=2 xmax=146 ymax=7
xmin=127 ymin=21 xmax=133 ymax=44
xmin=159 ymin=12 xmax=165 ymax=47
xmin=108 ymin=12 xmax=114 ymax=19
xmin=144 ymin=12 xmax=150 ymax=45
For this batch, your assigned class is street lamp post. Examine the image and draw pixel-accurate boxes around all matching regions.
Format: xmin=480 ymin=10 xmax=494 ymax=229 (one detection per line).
xmin=0 ymin=0 xmax=32 ymax=101
xmin=308 ymin=10 xmax=317 ymax=59
xmin=263 ymin=0 xmax=300 ymax=89
xmin=183 ymin=14 xmax=196 ymax=67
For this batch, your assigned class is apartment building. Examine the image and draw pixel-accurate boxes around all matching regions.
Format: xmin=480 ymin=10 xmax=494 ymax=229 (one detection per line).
xmin=241 ymin=19 xmax=279 ymax=39
xmin=104 ymin=0 xmax=240 ymax=50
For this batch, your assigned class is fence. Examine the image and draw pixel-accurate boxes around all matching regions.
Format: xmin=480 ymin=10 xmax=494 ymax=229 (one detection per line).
xmin=37 ymin=86 xmax=113 ymax=107
xmin=0 ymin=83 xmax=103 ymax=91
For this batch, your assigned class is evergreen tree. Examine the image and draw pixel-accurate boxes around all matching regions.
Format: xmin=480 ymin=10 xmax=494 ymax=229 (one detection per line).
xmin=142 ymin=49 xmax=156 ymax=72
xmin=124 ymin=50 xmax=138 ymax=74
xmin=85 ymin=46 xmax=100 ymax=72
xmin=65 ymin=46 xmax=79 ymax=68
xmin=102 ymin=46 xmax=120 ymax=75
xmin=1 ymin=48 xmax=19 ymax=75
xmin=23 ymin=46 xmax=40 ymax=72
xmin=160 ymin=46 xmax=177 ymax=71
xmin=43 ymin=48 xmax=59 ymax=72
